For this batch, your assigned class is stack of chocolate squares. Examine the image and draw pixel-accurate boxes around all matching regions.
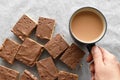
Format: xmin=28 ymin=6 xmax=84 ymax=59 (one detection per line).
xmin=0 ymin=14 xmax=85 ymax=80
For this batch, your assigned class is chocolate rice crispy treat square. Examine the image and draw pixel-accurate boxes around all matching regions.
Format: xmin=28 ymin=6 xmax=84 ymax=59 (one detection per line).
xmin=15 ymin=38 xmax=43 ymax=67
xmin=36 ymin=57 xmax=58 ymax=80
xmin=60 ymin=43 xmax=85 ymax=69
xmin=44 ymin=34 xmax=69 ymax=59
xmin=20 ymin=70 xmax=38 ymax=80
xmin=0 ymin=65 xmax=19 ymax=80
xmin=58 ymin=71 xmax=78 ymax=80
xmin=0 ymin=38 xmax=20 ymax=64
xmin=11 ymin=14 xmax=37 ymax=41
xmin=36 ymin=17 xmax=55 ymax=40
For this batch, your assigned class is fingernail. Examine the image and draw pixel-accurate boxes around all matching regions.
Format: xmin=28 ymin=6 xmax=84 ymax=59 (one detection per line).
xmin=92 ymin=46 xmax=99 ymax=54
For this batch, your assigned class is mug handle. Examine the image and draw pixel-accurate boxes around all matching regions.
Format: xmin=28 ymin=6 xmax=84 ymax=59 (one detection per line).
xmin=87 ymin=43 xmax=95 ymax=53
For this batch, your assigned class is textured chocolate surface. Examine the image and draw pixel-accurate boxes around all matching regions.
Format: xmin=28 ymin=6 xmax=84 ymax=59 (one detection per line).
xmin=44 ymin=34 xmax=69 ymax=59
xmin=58 ymin=71 xmax=78 ymax=80
xmin=36 ymin=57 xmax=58 ymax=80
xmin=36 ymin=17 xmax=55 ymax=40
xmin=0 ymin=39 xmax=20 ymax=64
xmin=0 ymin=65 xmax=19 ymax=80
xmin=20 ymin=70 xmax=38 ymax=80
xmin=12 ymin=14 xmax=37 ymax=41
xmin=16 ymin=38 xmax=43 ymax=67
xmin=60 ymin=43 xmax=85 ymax=69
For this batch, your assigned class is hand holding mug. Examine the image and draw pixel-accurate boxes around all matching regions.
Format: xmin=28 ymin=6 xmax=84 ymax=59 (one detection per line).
xmin=87 ymin=46 xmax=120 ymax=80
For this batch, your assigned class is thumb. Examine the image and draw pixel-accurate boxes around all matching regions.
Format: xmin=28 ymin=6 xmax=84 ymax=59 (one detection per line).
xmin=91 ymin=46 xmax=104 ymax=67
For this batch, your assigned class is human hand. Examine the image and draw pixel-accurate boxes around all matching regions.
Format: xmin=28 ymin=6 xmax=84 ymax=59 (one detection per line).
xmin=87 ymin=46 xmax=120 ymax=80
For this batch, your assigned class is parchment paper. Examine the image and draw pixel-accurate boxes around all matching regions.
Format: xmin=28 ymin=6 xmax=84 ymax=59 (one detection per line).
xmin=0 ymin=0 xmax=120 ymax=80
